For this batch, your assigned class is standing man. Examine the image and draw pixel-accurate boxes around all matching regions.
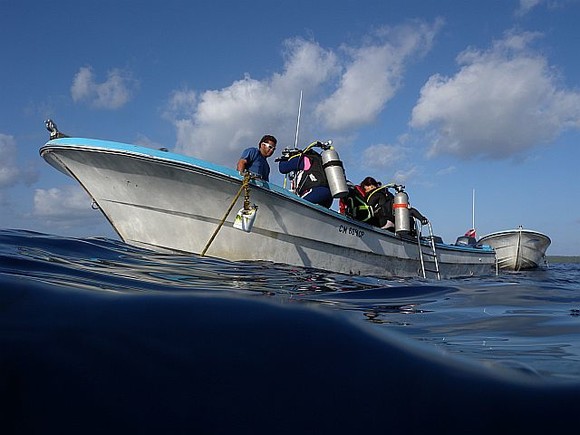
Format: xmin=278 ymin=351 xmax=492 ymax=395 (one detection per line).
xmin=237 ymin=135 xmax=277 ymax=181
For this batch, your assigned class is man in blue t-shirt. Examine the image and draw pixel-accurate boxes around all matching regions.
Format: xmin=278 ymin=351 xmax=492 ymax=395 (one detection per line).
xmin=236 ymin=135 xmax=277 ymax=181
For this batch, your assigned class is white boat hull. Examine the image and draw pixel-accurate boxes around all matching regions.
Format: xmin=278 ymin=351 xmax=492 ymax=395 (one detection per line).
xmin=40 ymin=138 xmax=497 ymax=279
xmin=478 ymin=228 xmax=551 ymax=270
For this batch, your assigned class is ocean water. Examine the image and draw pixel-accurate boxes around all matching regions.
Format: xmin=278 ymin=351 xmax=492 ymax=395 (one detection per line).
xmin=1 ymin=228 xmax=580 ymax=434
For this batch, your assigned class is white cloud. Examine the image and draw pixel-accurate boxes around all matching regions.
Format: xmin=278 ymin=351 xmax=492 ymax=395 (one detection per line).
xmin=316 ymin=20 xmax=442 ymax=131
xmin=134 ymin=134 xmax=169 ymax=151
xmin=0 ymin=134 xmax=21 ymax=188
xmin=29 ymin=186 xmax=107 ymax=232
xmin=71 ymin=66 xmax=136 ymax=109
xmin=166 ymin=21 xmax=441 ymax=165
xmin=170 ymin=38 xmax=339 ymax=163
xmin=33 ymin=186 xmax=97 ymax=221
xmin=391 ymin=165 xmax=421 ymax=185
xmin=361 ymin=143 xmax=407 ymax=169
xmin=436 ymin=166 xmax=457 ymax=176
xmin=410 ymin=30 xmax=580 ymax=160
xmin=515 ymin=0 xmax=543 ymax=16
xmin=163 ymin=88 xmax=198 ymax=120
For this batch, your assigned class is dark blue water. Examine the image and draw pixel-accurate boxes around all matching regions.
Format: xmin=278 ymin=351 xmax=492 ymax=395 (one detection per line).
xmin=2 ymin=229 xmax=580 ymax=434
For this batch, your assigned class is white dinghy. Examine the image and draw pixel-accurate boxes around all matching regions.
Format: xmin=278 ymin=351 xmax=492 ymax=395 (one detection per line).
xmin=478 ymin=226 xmax=551 ymax=271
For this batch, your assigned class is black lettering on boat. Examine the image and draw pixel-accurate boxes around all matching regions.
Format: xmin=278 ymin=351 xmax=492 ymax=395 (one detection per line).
xmin=338 ymin=225 xmax=364 ymax=238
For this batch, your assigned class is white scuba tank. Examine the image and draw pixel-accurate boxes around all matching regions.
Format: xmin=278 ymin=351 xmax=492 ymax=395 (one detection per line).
xmin=394 ymin=189 xmax=411 ymax=235
xmin=321 ymin=148 xmax=349 ymax=198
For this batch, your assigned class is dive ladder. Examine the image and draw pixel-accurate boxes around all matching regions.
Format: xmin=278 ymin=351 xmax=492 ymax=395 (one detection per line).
xmin=417 ymin=222 xmax=441 ymax=280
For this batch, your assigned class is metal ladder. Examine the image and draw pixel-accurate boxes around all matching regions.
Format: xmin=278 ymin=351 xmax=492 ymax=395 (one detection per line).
xmin=417 ymin=222 xmax=441 ymax=280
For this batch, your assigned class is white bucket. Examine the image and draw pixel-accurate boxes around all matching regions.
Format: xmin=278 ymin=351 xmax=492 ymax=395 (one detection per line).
xmin=233 ymin=206 xmax=258 ymax=232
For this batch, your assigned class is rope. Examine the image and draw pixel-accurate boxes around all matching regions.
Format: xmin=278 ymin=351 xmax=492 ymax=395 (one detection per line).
xmin=201 ymin=173 xmax=251 ymax=257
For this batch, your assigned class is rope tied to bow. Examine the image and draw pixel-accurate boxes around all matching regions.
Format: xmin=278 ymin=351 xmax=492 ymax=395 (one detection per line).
xmin=201 ymin=172 xmax=252 ymax=257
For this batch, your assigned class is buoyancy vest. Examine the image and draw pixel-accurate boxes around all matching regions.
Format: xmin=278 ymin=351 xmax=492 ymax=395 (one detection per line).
xmin=293 ymin=150 xmax=328 ymax=196
xmin=342 ymin=185 xmax=373 ymax=222
xmin=366 ymin=185 xmax=395 ymax=227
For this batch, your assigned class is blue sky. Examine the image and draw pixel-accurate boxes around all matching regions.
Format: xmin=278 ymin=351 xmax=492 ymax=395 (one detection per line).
xmin=1 ymin=0 xmax=579 ymax=255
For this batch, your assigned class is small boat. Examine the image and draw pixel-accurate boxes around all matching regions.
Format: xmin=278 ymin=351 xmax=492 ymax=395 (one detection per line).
xmin=40 ymin=121 xmax=497 ymax=279
xmin=478 ymin=226 xmax=551 ymax=270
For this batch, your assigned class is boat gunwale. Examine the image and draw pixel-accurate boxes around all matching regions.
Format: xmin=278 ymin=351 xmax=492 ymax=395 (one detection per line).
xmin=479 ymin=229 xmax=551 ymax=244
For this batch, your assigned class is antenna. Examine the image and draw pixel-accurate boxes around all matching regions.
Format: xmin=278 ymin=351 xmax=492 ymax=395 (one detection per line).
xmin=472 ymin=188 xmax=476 ymax=230
xmin=293 ymin=90 xmax=303 ymax=149
xmin=284 ymin=90 xmax=303 ymax=191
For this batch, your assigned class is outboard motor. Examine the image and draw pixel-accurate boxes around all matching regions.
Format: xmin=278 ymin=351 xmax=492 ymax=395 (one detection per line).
xmin=455 ymin=236 xmax=477 ymax=246
xmin=320 ymin=143 xmax=349 ymax=198
xmin=393 ymin=185 xmax=411 ymax=235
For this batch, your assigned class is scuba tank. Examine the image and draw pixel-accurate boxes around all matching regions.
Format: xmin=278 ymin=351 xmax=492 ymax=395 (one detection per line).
xmin=393 ymin=185 xmax=411 ymax=235
xmin=321 ymin=145 xmax=349 ymax=198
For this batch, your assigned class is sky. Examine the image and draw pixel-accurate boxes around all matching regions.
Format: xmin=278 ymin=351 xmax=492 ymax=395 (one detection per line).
xmin=1 ymin=0 xmax=579 ymax=255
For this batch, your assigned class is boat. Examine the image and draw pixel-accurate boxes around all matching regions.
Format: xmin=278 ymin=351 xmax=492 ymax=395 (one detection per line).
xmin=478 ymin=226 xmax=551 ymax=270
xmin=40 ymin=121 xmax=497 ymax=279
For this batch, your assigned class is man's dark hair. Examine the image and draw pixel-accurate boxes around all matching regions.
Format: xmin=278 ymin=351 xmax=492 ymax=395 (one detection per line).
xmin=259 ymin=135 xmax=277 ymax=146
